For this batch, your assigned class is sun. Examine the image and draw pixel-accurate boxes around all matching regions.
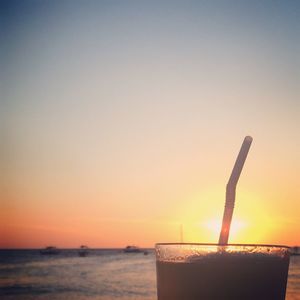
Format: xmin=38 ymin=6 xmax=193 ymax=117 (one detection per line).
xmin=203 ymin=217 xmax=247 ymax=242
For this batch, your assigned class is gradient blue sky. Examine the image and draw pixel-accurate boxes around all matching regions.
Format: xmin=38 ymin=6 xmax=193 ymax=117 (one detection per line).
xmin=1 ymin=0 xmax=299 ymax=247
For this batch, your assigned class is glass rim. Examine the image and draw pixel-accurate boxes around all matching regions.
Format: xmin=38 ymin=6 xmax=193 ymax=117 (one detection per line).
xmin=155 ymin=243 xmax=290 ymax=249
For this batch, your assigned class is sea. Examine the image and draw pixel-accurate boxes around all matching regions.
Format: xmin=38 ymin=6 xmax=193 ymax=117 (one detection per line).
xmin=0 ymin=249 xmax=300 ymax=300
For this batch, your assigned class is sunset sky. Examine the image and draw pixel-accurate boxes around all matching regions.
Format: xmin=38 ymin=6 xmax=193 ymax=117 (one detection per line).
xmin=1 ymin=0 xmax=299 ymax=248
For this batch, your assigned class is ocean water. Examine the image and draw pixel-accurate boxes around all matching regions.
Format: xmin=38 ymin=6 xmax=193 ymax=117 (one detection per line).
xmin=0 ymin=249 xmax=299 ymax=300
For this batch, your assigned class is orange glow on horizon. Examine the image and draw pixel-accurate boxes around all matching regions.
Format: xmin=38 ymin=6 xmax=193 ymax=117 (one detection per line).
xmin=1 ymin=183 xmax=299 ymax=249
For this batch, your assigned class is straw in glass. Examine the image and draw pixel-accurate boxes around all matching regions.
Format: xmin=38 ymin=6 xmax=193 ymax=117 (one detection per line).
xmin=218 ymin=136 xmax=253 ymax=245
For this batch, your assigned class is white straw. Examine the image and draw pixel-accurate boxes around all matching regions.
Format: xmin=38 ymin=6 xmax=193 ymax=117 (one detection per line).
xmin=218 ymin=136 xmax=253 ymax=245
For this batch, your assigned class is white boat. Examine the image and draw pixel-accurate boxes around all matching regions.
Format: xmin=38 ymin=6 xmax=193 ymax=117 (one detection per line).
xmin=40 ymin=246 xmax=60 ymax=255
xmin=123 ymin=245 xmax=142 ymax=253
xmin=78 ymin=245 xmax=89 ymax=257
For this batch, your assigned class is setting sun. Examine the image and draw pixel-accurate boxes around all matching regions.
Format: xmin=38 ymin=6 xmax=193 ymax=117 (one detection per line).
xmin=203 ymin=218 xmax=247 ymax=242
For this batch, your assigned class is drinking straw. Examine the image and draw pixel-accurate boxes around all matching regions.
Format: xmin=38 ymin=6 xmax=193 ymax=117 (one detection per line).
xmin=218 ymin=136 xmax=253 ymax=245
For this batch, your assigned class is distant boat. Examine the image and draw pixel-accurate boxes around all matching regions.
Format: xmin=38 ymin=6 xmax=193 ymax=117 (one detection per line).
xmin=40 ymin=246 xmax=60 ymax=255
xmin=78 ymin=245 xmax=89 ymax=257
xmin=123 ymin=245 xmax=143 ymax=253
xmin=290 ymin=246 xmax=300 ymax=256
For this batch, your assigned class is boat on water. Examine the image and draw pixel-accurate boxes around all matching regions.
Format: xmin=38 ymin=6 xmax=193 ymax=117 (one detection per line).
xmin=123 ymin=245 xmax=143 ymax=253
xmin=78 ymin=245 xmax=89 ymax=257
xmin=40 ymin=246 xmax=60 ymax=255
xmin=123 ymin=245 xmax=149 ymax=255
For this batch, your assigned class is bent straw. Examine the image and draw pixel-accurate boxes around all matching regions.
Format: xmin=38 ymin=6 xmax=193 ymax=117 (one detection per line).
xmin=218 ymin=136 xmax=253 ymax=245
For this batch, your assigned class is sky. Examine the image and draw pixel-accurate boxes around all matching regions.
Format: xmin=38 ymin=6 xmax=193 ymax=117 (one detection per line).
xmin=1 ymin=0 xmax=299 ymax=248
